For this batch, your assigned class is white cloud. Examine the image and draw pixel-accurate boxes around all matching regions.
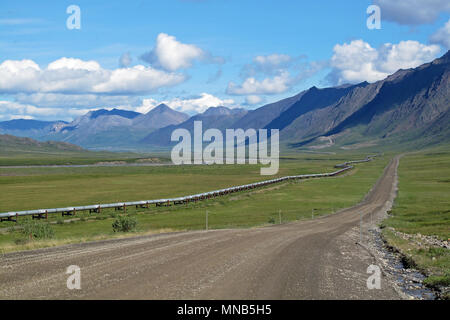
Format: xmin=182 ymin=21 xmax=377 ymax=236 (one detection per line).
xmin=14 ymin=93 xmax=140 ymax=109
xmin=226 ymin=71 xmax=292 ymax=95
xmin=377 ymin=41 xmax=442 ymax=72
xmin=240 ymin=53 xmax=297 ymax=79
xmin=136 ymin=93 xmax=236 ymax=114
xmin=430 ymin=19 xmax=450 ymax=49
xmin=141 ymin=33 xmax=204 ymax=71
xmin=10 ymin=114 xmax=35 ymax=120
xmin=0 ymin=100 xmax=90 ymax=121
xmin=47 ymin=57 xmax=101 ymax=71
xmin=245 ymin=95 xmax=263 ymax=105
xmin=0 ymin=57 xmax=186 ymax=95
xmin=0 ymin=59 xmax=41 ymax=93
xmin=254 ymin=54 xmax=292 ymax=66
xmin=373 ymin=0 xmax=450 ymax=25
xmin=233 ymin=53 xmax=323 ymax=96
xmin=328 ymin=40 xmax=441 ymax=84
xmin=245 ymin=54 xmax=293 ymax=76
xmin=92 ymin=65 xmax=185 ymax=94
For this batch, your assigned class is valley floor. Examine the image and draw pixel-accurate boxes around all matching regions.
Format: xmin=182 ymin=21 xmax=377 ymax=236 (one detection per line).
xmin=0 ymin=154 xmax=389 ymax=252
xmin=0 ymin=157 xmax=401 ymax=299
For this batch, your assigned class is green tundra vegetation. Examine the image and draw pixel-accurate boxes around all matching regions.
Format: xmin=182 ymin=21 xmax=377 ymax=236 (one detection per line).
xmin=382 ymin=149 xmax=450 ymax=295
xmin=0 ymin=133 xmax=166 ymax=166
xmin=0 ymin=153 xmax=389 ymax=252
xmin=1 ymin=147 xmax=448 ymax=297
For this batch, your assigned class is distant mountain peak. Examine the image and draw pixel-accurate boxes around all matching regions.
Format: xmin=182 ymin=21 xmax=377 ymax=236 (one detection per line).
xmin=132 ymin=104 xmax=189 ymax=130
xmin=202 ymin=106 xmax=248 ymax=117
xmin=203 ymin=106 xmax=230 ymax=115
xmin=147 ymin=103 xmax=172 ymax=114
xmin=89 ymin=108 xmax=141 ymax=120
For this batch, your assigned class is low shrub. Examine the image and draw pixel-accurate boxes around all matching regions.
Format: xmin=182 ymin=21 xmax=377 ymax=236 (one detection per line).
xmin=112 ymin=215 xmax=137 ymax=232
xmin=20 ymin=221 xmax=55 ymax=240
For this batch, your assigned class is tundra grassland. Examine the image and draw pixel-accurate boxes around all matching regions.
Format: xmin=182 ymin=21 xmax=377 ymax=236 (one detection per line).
xmin=0 ymin=153 xmax=390 ymax=253
xmin=0 ymin=150 xmax=165 ymax=166
xmin=382 ymin=150 xmax=450 ymax=296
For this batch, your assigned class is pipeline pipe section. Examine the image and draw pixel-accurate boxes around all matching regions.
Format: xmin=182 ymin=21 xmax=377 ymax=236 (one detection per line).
xmin=0 ymin=156 xmax=376 ymax=222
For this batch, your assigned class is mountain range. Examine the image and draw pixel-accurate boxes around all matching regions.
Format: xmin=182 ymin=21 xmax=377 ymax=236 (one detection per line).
xmin=0 ymin=104 xmax=189 ymax=150
xmin=1 ymin=50 xmax=449 ymax=151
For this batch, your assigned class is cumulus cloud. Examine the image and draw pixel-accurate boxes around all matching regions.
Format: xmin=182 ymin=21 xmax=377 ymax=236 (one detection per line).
xmin=0 ymin=100 xmax=90 ymax=121
xmin=328 ymin=40 xmax=441 ymax=85
xmin=140 ymin=33 xmax=205 ymax=71
xmin=430 ymin=19 xmax=450 ymax=49
xmin=92 ymin=65 xmax=185 ymax=94
xmin=241 ymin=54 xmax=294 ymax=77
xmin=47 ymin=57 xmax=101 ymax=71
xmin=373 ymin=0 xmax=450 ymax=25
xmin=9 ymin=114 xmax=35 ymax=120
xmin=226 ymin=71 xmax=292 ymax=95
xmin=14 ymin=93 xmax=140 ymax=109
xmin=0 ymin=59 xmax=41 ymax=93
xmin=0 ymin=57 xmax=186 ymax=95
xmin=230 ymin=53 xmax=323 ymax=98
xmin=0 ymin=57 xmax=189 ymax=120
xmin=140 ymin=33 xmax=224 ymax=71
xmin=135 ymin=93 xmax=236 ymax=114
xmin=254 ymin=54 xmax=292 ymax=66
xmin=245 ymin=95 xmax=264 ymax=105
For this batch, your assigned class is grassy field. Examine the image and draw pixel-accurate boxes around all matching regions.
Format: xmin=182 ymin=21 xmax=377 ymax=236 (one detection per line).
xmin=0 ymin=150 xmax=165 ymax=166
xmin=383 ymin=150 xmax=450 ymax=295
xmin=0 ymin=133 xmax=168 ymax=166
xmin=0 ymin=153 xmax=390 ymax=253
xmin=0 ymin=154 xmax=377 ymax=213
xmin=1 ymin=140 xmax=448 ymax=298
xmin=385 ymin=151 xmax=450 ymax=238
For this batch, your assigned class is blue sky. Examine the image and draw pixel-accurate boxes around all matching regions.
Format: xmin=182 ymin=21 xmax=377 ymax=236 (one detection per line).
xmin=0 ymin=0 xmax=449 ymax=121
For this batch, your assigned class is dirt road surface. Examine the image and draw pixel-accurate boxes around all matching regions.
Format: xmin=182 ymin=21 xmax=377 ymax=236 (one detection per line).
xmin=0 ymin=156 xmax=402 ymax=299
